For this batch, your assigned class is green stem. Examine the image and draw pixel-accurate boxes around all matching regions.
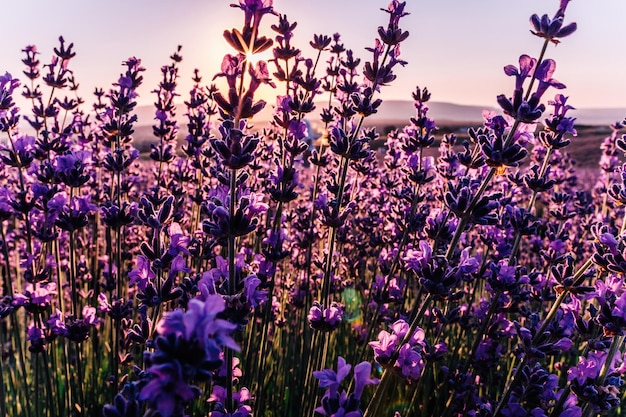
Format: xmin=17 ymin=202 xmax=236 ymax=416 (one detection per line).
xmin=535 ymin=258 xmax=593 ymax=339
xmin=0 ymin=329 xmax=6 ymax=417
xmin=226 ymin=165 xmax=238 ymax=412
xmin=363 ymin=294 xmax=432 ymax=417
xmin=320 ymin=157 xmax=350 ymax=304
xmin=523 ymin=39 xmax=550 ymax=102
xmin=11 ymin=312 xmax=31 ymax=417
xmin=35 ymin=352 xmax=41 ymax=417
xmin=493 ymin=356 xmax=529 ymax=417
xmin=597 ymin=335 xmax=624 ymax=386
xmin=75 ymin=344 xmax=85 ymax=417
xmin=42 ymin=350 xmax=56 ymax=417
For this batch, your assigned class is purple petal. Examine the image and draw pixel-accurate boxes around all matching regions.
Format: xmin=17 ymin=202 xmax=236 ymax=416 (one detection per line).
xmin=336 ymin=356 xmax=352 ymax=384
xmin=535 ymin=59 xmax=557 ymax=81
xmin=503 ymin=65 xmax=518 ymax=77
xmin=557 ymin=22 xmax=577 ymax=38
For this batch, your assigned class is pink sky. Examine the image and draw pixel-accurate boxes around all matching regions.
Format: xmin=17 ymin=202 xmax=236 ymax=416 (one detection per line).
xmin=1 ymin=0 xmax=625 ymax=110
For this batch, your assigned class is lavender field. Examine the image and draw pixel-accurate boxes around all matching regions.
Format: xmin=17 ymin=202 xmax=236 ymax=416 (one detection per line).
xmin=1 ymin=1 xmax=626 ymax=416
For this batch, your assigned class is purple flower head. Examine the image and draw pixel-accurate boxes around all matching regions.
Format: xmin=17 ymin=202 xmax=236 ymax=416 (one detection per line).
xmin=231 ymin=0 xmax=275 ymax=28
xmin=209 ymin=386 xmax=253 ymax=417
xmin=210 ymin=121 xmax=260 ymax=167
xmin=55 ymin=150 xmax=91 ymax=188
xmin=157 ymin=294 xmax=238 ymax=362
xmin=243 ymin=274 xmax=267 ymax=308
xmin=593 ymin=274 xmax=623 ymax=307
xmin=396 ymin=344 xmax=425 ymax=381
xmin=214 ymin=54 xmax=243 ymax=89
xmin=274 ymin=94 xmax=293 ymax=115
xmin=313 ymin=356 xmax=352 ymax=399
xmin=377 ymin=1 xmax=410 ymax=48
xmin=21 ymin=45 xmax=40 ymax=83
xmin=549 ymin=93 xmax=575 ymax=118
xmin=54 ymin=36 xmax=76 ymax=61
xmin=530 ymin=10 xmax=577 ymax=43
xmin=0 ymin=186 xmax=13 ymax=220
xmin=497 ymin=89 xmax=545 ymax=123
xmin=612 ymin=292 xmax=626 ymax=321
xmin=247 ymin=60 xmax=276 ymax=95
xmin=27 ymin=324 xmax=44 ymax=342
xmin=0 ymin=106 xmax=20 ymax=132
xmin=552 ymin=337 xmax=573 ymax=352
xmin=486 ymin=261 xmax=521 ymax=291
xmin=403 ymin=240 xmax=432 ymax=271
xmin=27 ymin=323 xmax=45 ymax=352
xmin=504 ymin=55 xmax=537 ymax=91
xmin=81 ymin=305 xmax=99 ymax=327
xmin=390 ymin=319 xmax=410 ymax=340
xmin=597 ymin=233 xmax=619 ymax=255
xmin=543 ymin=94 xmax=577 ymax=139
xmin=139 ymin=360 xmax=200 ymax=417
xmin=97 ymin=293 xmax=111 ymax=313
xmin=560 ymin=397 xmax=582 ymax=417
xmin=167 ymin=223 xmax=190 ymax=256
xmin=369 ymin=329 xmax=398 ymax=365
xmin=352 ymin=361 xmax=379 ymax=400
xmin=0 ymin=72 xmax=20 ymax=110
xmin=288 ymin=119 xmax=308 ymax=140
xmin=169 ymin=254 xmax=191 ymax=278
xmin=556 ymin=0 xmax=573 ymax=18
xmin=310 ymin=33 xmax=332 ymax=51
xmin=533 ymin=59 xmax=566 ymax=100
xmin=384 ymin=1 xmax=409 ymax=25
xmin=308 ymin=301 xmax=344 ymax=331
xmin=48 ymin=309 xmax=67 ymax=337
xmin=457 ymin=247 xmax=481 ymax=276
xmin=324 ymin=303 xmax=343 ymax=327
xmin=1 ymin=135 xmax=35 ymax=167
xmin=0 ymin=72 xmax=19 ymax=91
xmin=370 ymin=319 xmax=426 ymax=369
xmin=567 ymin=350 xmax=606 ymax=385
xmin=129 ymin=255 xmax=155 ymax=291
xmin=21 ymin=282 xmax=57 ymax=310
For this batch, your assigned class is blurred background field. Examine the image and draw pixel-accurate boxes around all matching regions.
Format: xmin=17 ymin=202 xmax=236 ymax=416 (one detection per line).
xmin=130 ymin=99 xmax=626 ymax=171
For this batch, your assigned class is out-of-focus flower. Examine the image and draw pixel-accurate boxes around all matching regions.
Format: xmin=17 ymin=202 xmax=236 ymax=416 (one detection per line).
xmin=530 ymin=2 xmax=577 ymax=44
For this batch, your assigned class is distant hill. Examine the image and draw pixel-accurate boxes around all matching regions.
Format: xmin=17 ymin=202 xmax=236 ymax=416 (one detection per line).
xmin=133 ymin=100 xmax=626 ymax=128
xmin=569 ymin=108 xmax=626 ymax=127
xmin=123 ymin=101 xmax=626 ymax=169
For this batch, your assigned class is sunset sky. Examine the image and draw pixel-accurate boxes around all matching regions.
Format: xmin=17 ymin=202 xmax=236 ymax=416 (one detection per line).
xmin=1 ymin=0 xmax=625 ymax=111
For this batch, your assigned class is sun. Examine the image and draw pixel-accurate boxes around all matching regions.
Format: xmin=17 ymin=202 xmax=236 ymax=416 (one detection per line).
xmin=245 ymin=49 xmax=272 ymax=65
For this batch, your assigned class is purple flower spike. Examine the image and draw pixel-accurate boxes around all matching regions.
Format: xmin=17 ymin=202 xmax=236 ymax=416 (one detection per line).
xmin=231 ymin=0 xmax=275 ymax=28
xmin=128 ymin=255 xmax=155 ymax=291
xmin=529 ymin=9 xmax=577 ymax=43
xmin=0 ymin=72 xmax=20 ymax=111
xmin=612 ymin=293 xmax=626 ymax=321
xmin=396 ymin=344 xmax=424 ymax=381
xmin=27 ymin=323 xmax=46 ymax=353
xmin=556 ymin=0 xmax=573 ymax=18
xmin=308 ymin=301 xmax=344 ymax=331
xmin=156 ymin=294 xmax=238 ymax=362
xmin=533 ymin=59 xmax=566 ymax=100
xmin=139 ymin=361 xmax=199 ymax=417
xmin=353 ymin=362 xmax=379 ymax=400
xmin=313 ymin=356 xmax=352 ymax=399
xmin=504 ymin=55 xmax=537 ymax=91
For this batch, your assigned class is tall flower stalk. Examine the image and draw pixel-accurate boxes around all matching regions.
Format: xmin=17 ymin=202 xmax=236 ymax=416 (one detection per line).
xmin=4 ymin=2 xmax=626 ymax=417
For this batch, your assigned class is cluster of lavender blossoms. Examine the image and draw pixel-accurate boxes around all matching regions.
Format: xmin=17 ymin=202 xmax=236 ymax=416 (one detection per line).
xmin=1 ymin=0 xmax=626 ymax=417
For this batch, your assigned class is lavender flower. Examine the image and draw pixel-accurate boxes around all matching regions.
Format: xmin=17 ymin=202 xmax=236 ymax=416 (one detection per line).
xmin=138 ymin=360 xmax=200 ymax=417
xmin=314 ymin=357 xmax=378 ymax=416
xmin=156 ymin=294 xmax=239 ymax=360
xmin=530 ymin=2 xmax=577 ymax=43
